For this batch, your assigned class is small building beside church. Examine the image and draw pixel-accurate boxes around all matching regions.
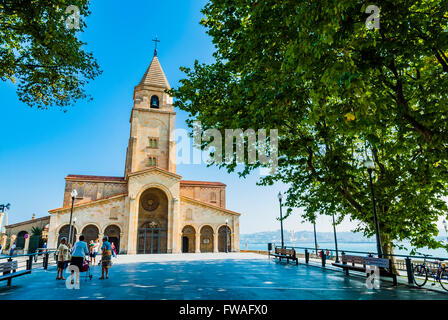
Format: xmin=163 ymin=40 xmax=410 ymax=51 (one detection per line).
xmin=46 ymin=52 xmax=241 ymax=254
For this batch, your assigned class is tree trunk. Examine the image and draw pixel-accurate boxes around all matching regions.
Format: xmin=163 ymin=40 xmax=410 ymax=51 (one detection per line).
xmin=381 ymin=234 xmax=399 ymax=275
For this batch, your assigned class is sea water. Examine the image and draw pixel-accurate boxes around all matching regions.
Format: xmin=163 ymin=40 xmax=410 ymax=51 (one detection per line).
xmin=241 ymin=241 xmax=448 ymax=258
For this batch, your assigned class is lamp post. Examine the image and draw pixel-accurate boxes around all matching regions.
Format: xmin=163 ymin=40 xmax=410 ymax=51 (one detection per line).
xmin=225 ymin=219 xmax=229 ymax=253
xmin=364 ymin=160 xmax=383 ymax=258
xmin=313 ymin=219 xmax=318 ymax=257
xmin=278 ymin=192 xmax=285 ymax=248
xmin=443 ymin=220 xmax=448 ymax=242
xmin=332 ymin=213 xmax=339 ymax=263
xmin=68 ymin=189 xmax=77 ymax=246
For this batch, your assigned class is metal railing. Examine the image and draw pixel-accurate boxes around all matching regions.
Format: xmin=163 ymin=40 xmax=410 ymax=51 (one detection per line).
xmin=0 ymin=248 xmax=57 ymax=273
xmin=267 ymin=244 xmax=448 ymax=292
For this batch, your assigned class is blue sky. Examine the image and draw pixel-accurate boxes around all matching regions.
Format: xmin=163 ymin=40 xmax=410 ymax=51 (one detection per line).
xmin=0 ymin=0 xmax=444 ymax=236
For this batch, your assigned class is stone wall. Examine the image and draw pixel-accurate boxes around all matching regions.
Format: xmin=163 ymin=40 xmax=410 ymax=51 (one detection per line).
xmin=2 ymin=216 xmax=50 ymax=252
xmin=129 ymin=110 xmax=174 ymax=173
xmin=48 ymin=195 xmax=128 ymax=252
xmin=180 ymin=185 xmax=226 ymax=208
xmin=63 ymin=180 xmax=127 ymax=207
xmin=178 ymin=197 xmax=240 ymax=253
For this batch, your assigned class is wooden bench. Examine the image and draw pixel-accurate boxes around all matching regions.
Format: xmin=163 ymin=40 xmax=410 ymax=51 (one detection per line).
xmin=0 ymin=260 xmax=31 ymax=286
xmin=270 ymin=246 xmax=298 ymax=265
xmin=332 ymin=254 xmax=397 ymax=286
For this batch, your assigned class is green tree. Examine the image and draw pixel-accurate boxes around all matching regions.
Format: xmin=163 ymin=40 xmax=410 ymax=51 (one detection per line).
xmin=170 ymin=0 xmax=448 ymax=261
xmin=0 ymin=0 xmax=101 ymax=109
xmin=30 ymin=226 xmax=42 ymax=237
xmin=30 ymin=226 xmax=43 ymax=251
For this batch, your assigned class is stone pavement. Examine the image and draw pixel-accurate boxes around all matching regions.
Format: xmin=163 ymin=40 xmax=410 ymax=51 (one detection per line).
xmin=0 ymin=253 xmax=446 ymax=300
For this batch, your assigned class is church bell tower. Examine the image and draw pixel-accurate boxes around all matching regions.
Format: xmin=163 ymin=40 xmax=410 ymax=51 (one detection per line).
xmin=124 ymin=48 xmax=176 ymax=177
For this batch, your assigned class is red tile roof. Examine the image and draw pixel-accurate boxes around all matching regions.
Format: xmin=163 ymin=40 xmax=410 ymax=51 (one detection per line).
xmin=65 ymin=175 xmax=225 ymax=186
xmin=65 ymin=175 xmax=125 ymax=182
xmin=180 ymin=180 xmax=226 ymax=187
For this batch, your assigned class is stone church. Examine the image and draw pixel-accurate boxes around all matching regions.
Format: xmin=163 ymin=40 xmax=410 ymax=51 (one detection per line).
xmin=47 ymin=52 xmax=241 ymax=254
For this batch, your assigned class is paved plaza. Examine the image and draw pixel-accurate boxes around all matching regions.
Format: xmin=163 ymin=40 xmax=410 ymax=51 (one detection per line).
xmin=0 ymin=253 xmax=446 ymax=300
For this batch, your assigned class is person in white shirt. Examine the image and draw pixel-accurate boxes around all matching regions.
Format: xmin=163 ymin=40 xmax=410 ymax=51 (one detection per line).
xmin=70 ymin=235 xmax=89 ymax=284
xmin=56 ymin=238 xmax=69 ymax=280
xmin=93 ymin=239 xmax=100 ymax=265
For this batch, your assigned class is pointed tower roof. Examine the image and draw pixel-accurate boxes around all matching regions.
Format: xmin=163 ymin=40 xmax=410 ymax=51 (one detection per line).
xmin=138 ymin=55 xmax=170 ymax=89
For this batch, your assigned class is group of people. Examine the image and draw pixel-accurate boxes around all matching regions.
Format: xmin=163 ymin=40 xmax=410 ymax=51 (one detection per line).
xmin=1 ymin=242 xmax=47 ymax=256
xmin=318 ymin=249 xmax=334 ymax=259
xmin=56 ymin=235 xmax=117 ymax=282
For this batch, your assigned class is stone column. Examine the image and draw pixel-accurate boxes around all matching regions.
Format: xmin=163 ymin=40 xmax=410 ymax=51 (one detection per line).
xmin=24 ymin=235 xmax=30 ymax=253
xmin=233 ymin=217 xmax=240 ymax=252
xmin=213 ymin=232 xmax=218 ymax=253
xmin=170 ymin=198 xmax=181 ymax=254
xmin=119 ymin=232 xmax=124 ymax=254
xmin=195 ymin=233 xmax=200 ymax=253
xmin=0 ymin=212 xmax=4 ymax=233
xmin=10 ymin=234 xmax=16 ymax=248
xmin=126 ymin=197 xmax=138 ymax=254
xmin=1 ymin=234 xmax=7 ymax=252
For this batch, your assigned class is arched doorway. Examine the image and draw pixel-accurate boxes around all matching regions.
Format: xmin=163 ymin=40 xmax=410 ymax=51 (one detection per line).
xmin=137 ymin=188 xmax=168 ymax=254
xmin=200 ymin=226 xmax=214 ymax=253
xmin=181 ymin=225 xmax=195 ymax=253
xmin=218 ymin=226 xmax=231 ymax=252
xmin=16 ymin=231 xmax=28 ymax=249
xmin=58 ymin=225 xmax=77 ymax=245
xmin=82 ymin=225 xmax=99 ymax=244
xmin=104 ymin=225 xmax=121 ymax=253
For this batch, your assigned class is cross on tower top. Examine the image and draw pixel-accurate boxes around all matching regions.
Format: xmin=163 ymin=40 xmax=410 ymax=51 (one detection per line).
xmin=152 ymin=36 xmax=160 ymax=56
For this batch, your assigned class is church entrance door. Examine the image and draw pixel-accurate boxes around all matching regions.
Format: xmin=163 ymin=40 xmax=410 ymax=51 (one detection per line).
xmin=137 ymin=227 xmax=166 ymax=254
xmin=137 ymin=188 xmax=169 ymax=254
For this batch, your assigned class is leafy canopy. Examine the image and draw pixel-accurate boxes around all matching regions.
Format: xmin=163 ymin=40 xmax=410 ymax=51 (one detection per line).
xmin=170 ymin=0 xmax=448 ymax=253
xmin=0 ymin=0 xmax=101 ymax=109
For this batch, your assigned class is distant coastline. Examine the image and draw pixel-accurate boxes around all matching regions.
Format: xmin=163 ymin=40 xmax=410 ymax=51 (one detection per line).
xmin=240 ymin=230 xmax=448 ymax=258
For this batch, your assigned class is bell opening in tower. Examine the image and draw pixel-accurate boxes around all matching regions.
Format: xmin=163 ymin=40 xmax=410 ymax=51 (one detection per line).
xmin=150 ymin=95 xmax=159 ymax=108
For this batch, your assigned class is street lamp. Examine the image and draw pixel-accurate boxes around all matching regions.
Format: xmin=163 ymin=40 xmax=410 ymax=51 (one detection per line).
xmin=332 ymin=213 xmax=340 ymax=263
xmin=364 ymin=159 xmax=383 ymax=258
xmin=443 ymin=220 xmax=448 ymax=242
xmin=278 ymin=192 xmax=285 ymax=248
xmin=313 ymin=218 xmax=318 ymax=257
xmin=225 ymin=219 xmax=229 ymax=253
xmin=68 ymin=189 xmax=77 ymax=246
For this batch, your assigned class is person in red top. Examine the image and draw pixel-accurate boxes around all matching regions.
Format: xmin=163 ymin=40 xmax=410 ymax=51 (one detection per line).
xmin=111 ymin=242 xmax=117 ymax=257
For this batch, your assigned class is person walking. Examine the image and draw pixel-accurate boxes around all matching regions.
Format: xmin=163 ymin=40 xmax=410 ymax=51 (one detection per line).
xmin=89 ymin=240 xmax=95 ymax=263
xmin=93 ymin=239 xmax=100 ymax=265
xmin=111 ymin=242 xmax=117 ymax=258
xmin=9 ymin=243 xmax=16 ymax=256
xmin=99 ymin=236 xmax=112 ymax=280
xmin=70 ymin=235 xmax=89 ymax=284
xmin=56 ymin=238 xmax=69 ymax=280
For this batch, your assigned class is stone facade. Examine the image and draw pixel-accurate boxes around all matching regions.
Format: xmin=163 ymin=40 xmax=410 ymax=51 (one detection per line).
xmin=45 ymin=53 xmax=241 ymax=254
xmin=2 ymin=215 xmax=50 ymax=253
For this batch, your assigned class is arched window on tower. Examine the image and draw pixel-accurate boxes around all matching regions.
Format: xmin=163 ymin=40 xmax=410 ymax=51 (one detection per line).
xmin=150 ymin=95 xmax=159 ymax=109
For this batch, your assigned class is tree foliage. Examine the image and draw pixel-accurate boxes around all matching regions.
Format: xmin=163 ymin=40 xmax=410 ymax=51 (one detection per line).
xmin=30 ymin=226 xmax=42 ymax=237
xmin=170 ymin=0 xmax=448 ymax=254
xmin=0 ymin=0 xmax=101 ymax=109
